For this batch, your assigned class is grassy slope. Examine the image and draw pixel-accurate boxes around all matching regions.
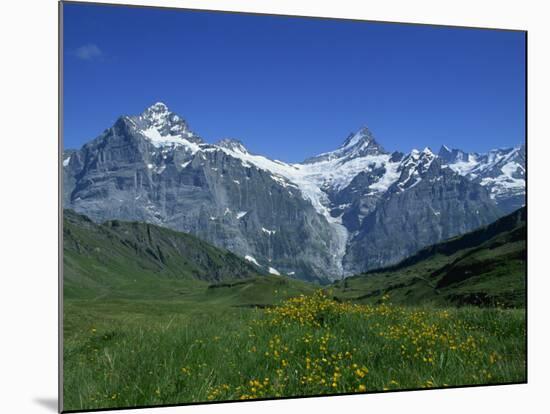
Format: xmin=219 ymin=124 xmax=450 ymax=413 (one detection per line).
xmin=63 ymin=209 xmax=280 ymax=299
xmin=332 ymin=207 xmax=526 ymax=307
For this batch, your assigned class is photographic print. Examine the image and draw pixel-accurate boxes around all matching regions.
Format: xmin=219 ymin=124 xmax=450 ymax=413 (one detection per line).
xmin=61 ymin=1 xmax=526 ymax=412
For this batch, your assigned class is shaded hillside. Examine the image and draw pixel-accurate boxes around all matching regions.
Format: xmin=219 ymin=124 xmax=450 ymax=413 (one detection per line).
xmin=332 ymin=207 xmax=526 ymax=307
xmin=63 ymin=209 xmax=267 ymax=298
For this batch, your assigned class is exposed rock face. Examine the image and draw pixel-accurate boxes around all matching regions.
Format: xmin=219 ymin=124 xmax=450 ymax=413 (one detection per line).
xmin=64 ymin=104 xmax=343 ymax=282
xmin=64 ymin=103 xmax=525 ymax=282
xmin=343 ymin=153 xmax=501 ymax=275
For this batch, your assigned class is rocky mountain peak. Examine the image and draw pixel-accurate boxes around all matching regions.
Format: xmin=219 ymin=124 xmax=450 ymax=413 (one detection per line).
xmin=303 ymin=125 xmax=386 ymax=164
xmin=401 ymin=147 xmax=436 ymax=173
xmin=337 ymin=126 xmax=386 ymax=156
xmin=125 ymin=103 xmax=203 ymax=147
xmin=437 ymin=145 xmax=471 ymax=164
xmin=145 ymin=101 xmax=169 ymax=114
xmin=138 ymin=102 xmax=174 ymax=126
xmin=217 ymin=138 xmax=249 ymax=154
xmin=140 ymin=102 xmax=180 ymax=126
xmin=438 ymin=144 xmax=452 ymax=159
xmin=410 ymin=147 xmax=435 ymax=160
xmin=340 ymin=126 xmax=373 ymax=147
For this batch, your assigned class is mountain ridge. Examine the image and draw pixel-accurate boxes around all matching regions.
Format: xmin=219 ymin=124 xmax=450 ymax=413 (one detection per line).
xmin=63 ymin=102 xmax=525 ymax=282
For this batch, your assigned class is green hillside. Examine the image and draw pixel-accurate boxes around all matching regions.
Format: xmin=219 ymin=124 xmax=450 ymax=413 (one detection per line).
xmin=332 ymin=207 xmax=526 ymax=307
xmin=63 ymin=209 xmax=263 ymax=299
xmin=63 ymin=209 xmax=316 ymax=302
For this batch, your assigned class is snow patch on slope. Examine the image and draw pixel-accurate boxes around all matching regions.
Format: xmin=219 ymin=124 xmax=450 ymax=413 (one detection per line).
xmin=262 ymin=227 xmax=277 ymax=235
xmin=369 ymin=161 xmax=400 ymax=192
xmin=481 ymin=160 xmax=525 ymax=199
xmin=245 ymin=255 xmax=260 ymax=266
xmin=447 ymin=154 xmax=479 ymax=175
xmin=141 ymin=126 xmax=200 ymax=152
xmin=268 ymin=267 xmax=281 ymax=275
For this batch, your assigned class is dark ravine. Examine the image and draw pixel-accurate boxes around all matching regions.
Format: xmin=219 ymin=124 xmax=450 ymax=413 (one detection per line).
xmin=63 ymin=102 xmax=525 ymax=282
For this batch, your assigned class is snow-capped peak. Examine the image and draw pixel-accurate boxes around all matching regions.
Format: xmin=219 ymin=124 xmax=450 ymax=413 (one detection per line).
xmin=128 ymin=103 xmax=203 ymax=149
xmin=303 ymin=125 xmax=386 ymax=164
xmin=340 ymin=126 xmax=375 ymax=148
xmin=391 ymin=147 xmax=438 ymax=192
xmin=139 ymin=102 xmax=173 ymax=125
xmin=437 ymin=145 xmax=473 ymax=164
xmin=140 ymin=102 xmax=173 ymax=124
xmin=216 ymin=138 xmax=249 ymax=154
xmin=437 ymin=144 xmax=525 ymax=202
xmin=442 ymin=146 xmax=522 ymax=177
xmin=333 ymin=126 xmax=386 ymax=156
xmin=147 ymin=101 xmax=169 ymax=113
xmin=404 ymin=147 xmax=435 ymax=167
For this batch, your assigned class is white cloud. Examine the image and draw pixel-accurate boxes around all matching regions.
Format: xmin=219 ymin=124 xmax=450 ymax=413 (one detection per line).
xmin=74 ymin=44 xmax=102 ymax=61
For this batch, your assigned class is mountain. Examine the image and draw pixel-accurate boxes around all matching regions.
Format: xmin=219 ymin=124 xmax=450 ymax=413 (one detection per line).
xmin=303 ymin=126 xmax=387 ymax=163
xmin=438 ymin=144 xmax=526 ymax=213
xmin=64 ymin=102 xmax=525 ymax=281
xmin=63 ymin=209 xmax=266 ymax=298
xmin=342 ymin=149 xmax=501 ymax=275
xmin=332 ymin=207 xmax=526 ymax=307
xmin=63 ymin=104 xmax=342 ymax=283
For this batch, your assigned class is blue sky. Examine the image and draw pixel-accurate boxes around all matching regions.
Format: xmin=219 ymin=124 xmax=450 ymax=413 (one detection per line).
xmin=63 ymin=2 xmax=525 ymax=162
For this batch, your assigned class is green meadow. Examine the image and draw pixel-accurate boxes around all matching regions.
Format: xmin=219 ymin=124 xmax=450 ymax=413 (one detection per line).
xmin=62 ymin=210 xmax=526 ymax=411
xmin=63 ymin=279 xmax=525 ymax=411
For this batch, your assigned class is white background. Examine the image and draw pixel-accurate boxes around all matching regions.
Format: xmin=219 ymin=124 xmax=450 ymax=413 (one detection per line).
xmin=0 ymin=0 xmax=547 ymax=413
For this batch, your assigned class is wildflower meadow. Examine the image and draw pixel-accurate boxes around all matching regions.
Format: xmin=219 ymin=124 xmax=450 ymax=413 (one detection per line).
xmin=63 ymin=289 xmax=526 ymax=411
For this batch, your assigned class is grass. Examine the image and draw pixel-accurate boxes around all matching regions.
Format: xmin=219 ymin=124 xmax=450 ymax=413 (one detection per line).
xmin=332 ymin=210 xmax=526 ymax=308
xmin=63 ymin=288 xmax=526 ymax=411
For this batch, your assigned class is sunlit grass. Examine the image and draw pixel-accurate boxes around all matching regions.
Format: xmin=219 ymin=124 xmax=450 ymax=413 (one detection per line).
xmin=63 ymin=291 xmax=526 ymax=411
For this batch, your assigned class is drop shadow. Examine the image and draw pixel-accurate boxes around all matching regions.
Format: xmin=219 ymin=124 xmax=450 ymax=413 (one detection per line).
xmin=34 ymin=397 xmax=58 ymax=412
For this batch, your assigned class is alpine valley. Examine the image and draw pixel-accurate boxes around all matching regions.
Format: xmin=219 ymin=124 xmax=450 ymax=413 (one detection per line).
xmin=63 ymin=102 xmax=525 ymax=283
